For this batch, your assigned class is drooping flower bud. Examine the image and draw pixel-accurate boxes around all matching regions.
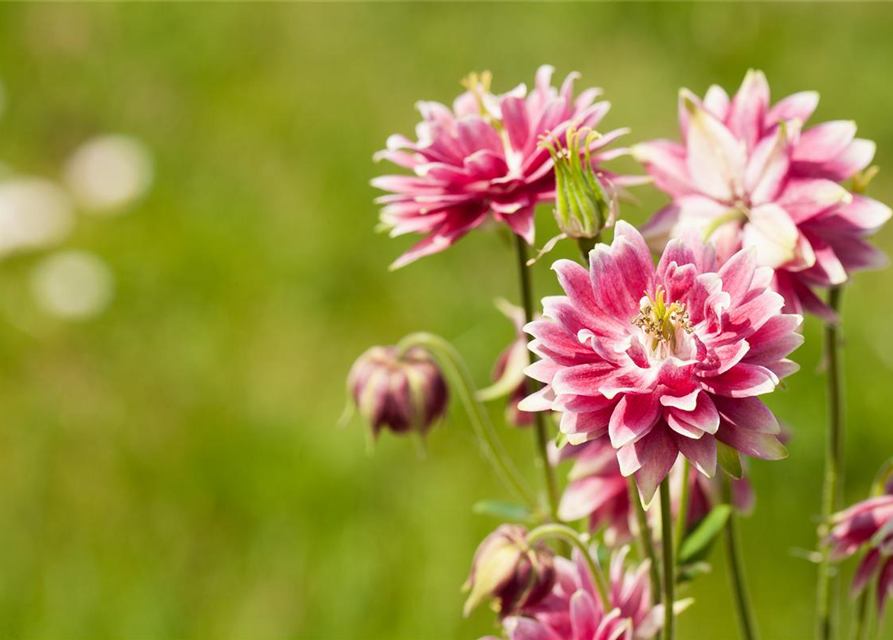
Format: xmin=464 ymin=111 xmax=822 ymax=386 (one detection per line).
xmin=463 ymin=524 xmax=555 ymax=618
xmin=540 ymin=124 xmax=615 ymax=241
xmin=347 ymin=345 xmax=448 ymax=440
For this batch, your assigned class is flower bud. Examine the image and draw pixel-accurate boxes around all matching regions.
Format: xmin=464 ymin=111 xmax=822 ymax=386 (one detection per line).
xmin=347 ymin=345 xmax=448 ymax=439
xmin=540 ymin=124 xmax=614 ymax=240
xmin=463 ymin=524 xmax=555 ymax=617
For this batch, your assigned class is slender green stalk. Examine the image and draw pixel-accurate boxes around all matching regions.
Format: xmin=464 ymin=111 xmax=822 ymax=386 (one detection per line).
xmin=817 ymin=286 xmax=845 ymax=640
xmin=397 ymin=332 xmax=536 ymax=508
xmin=659 ymin=479 xmax=675 ymax=640
xmin=852 ymin=588 xmax=869 ymax=640
xmin=723 ymin=475 xmax=760 ymax=640
xmin=675 ymin=459 xmax=691 ymax=557
xmin=527 ymin=523 xmax=610 ymax=608
xmin=514 ymin=235 xmax=560 ymax=520
xmin=630 ymin=478 xmax=662 ymax=604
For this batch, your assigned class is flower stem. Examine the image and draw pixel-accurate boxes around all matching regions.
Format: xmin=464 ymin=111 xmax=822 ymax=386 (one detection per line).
xmin=514 ymin=235 xmax=560 ymax=521
xmin=659 ymin=478 xmax=675 ymax=640
xmin=630 ymin=478 xmax=662 ymax=605
xmin=852 ymin=588 xmax=869 ymax=640
xmin=723 ymin=474 xmax=760 ymax=640
xmin=527 ymin=523 xmax=610 ymax=609
xmin=397 ymin=332 xmax=537 ymax=508
xmin=675 ymin=459 xmax=691 ymax=558
xmin=817 ymin=286 xmax=845 ymax=640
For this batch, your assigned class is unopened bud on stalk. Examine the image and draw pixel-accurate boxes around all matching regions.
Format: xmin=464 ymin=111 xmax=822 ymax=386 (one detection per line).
xmin=347 ymin=345 xmax=448 ymax=440
xmin=463 ymin=524 xmax=555 ymax=617
xmin=540 ymin=124 xmax=614 ymax=240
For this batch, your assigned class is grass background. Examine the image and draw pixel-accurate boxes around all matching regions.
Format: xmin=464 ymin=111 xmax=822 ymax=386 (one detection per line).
xmin=0 ymin=2 xmax=891 ymax=639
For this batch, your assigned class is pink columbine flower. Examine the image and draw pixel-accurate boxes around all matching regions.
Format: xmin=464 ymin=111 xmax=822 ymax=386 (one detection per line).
xmin=826 ymin=492 xmax=893 ymax=617
xmin=347 ymin=345 xmax=448 ymax=439
xmin=484 ymin=547 xmax=677 ymax=640
xmin=556 ymin=440 xmax=754 ymax=543
xmin=372 ymin=66 xmax=634 ymax=269
xmin=519 ymin=221 xmax=802 ymax=503
xmin=479 ymin=300 xmax=536 ymax=427
xmin=636 ymin=70 xmax=891 ymax=321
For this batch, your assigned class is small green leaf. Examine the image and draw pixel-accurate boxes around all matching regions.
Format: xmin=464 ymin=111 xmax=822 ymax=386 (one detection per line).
xmin=716 ymin=441 xmax=743 ymax=479
xmin=676 ymin=561 xmax=712 ymax=584
xmin=554 ymin=432 xmax=569 ymax=451
xmin=679 ymin=505 xmax=733 ymax=564
xmin=473 ymin=500 xmax=533 ymax=522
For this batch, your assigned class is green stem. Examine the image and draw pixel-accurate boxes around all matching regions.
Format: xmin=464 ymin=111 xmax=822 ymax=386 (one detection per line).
xmin=675 ymin=459 xmax=691 ymax=558
xmin=514 ymin=235 xmax=560 ymax=521
xmin=817 ymin=286 xmax=845 ymax=640
xmin=630 ymin=478 xmax=662 ymax=605
xmin=852 ymin=588 xmax=869 ymax=640
xmin=659 ymin=479 xmax=675 ymax=640
xmin=527 ymin=523 xmax=610 ymax=609
xmin=723 ymin=475 xmax=760 ymax=640
xmin=397 ymin=332 xmax=536 ymax=508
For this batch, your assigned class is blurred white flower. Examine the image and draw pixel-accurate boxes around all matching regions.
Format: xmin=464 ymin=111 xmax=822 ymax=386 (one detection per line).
xmin=0 ymin=178 xmax=75 ymax=257
xmin=30 ymin=250 xmax=114 ymax=320
xmin=64 ymin=134 xmax=153 ymax=214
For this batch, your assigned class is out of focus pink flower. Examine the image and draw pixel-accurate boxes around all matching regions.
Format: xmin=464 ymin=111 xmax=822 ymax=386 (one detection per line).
xmin=347 ymin=345 xmax=448 ymax=439
xmin=555 ymin=440 xmax=754 ymax=544
xmin=373 ymin=66 xmax=634 ymax=269
xmin=520 ymin=221 xmax=802 ymax=503
xmin=484 ymin=547 xmax=681 ymax=640
xmin=479 ymin=300 xmax=536 ymax=427
xmin=636 ymin=70 xmax=891 ymax=321
xmin=464 ymin=524 xmax=556 ymax=618
xmin=826 ymin=493 xmax=893 ymax=617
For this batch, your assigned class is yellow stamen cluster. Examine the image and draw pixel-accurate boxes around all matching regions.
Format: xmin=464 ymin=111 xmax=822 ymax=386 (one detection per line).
xmin=631 ymin=287 xmax=693 ymax=351
xmin=461 ymin=71 xmax=494 ymax=118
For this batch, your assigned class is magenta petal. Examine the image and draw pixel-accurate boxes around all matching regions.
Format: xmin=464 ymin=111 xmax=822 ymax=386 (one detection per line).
xmin=685 ymin=100 xmax=746 ymax=202
xmin=716 ymin=424 xmax=787 ymax=460
xmin=553 ymin=259 xmax=599 ymax=319
xmin=712 ymin=395 xmax=781 ymax=434
xmin=852 ymin=548 xmax=880 ymax=596
xmin=793 ymin=120 xmax=857 ymax=164
xmin=502 ymin=95 xmax=531 ymax=152
xmin=389 ymin=206 xmax=489 ymax=269
xmin=814 ymin=138 xmax=876 ymax=182
xmin=633 ymin=429 xmax=679 ymax=505
xmin=609 ymin=393 xmax=661 ymax=448
xmin=570 ymin=591 xmax=599 ymax=640
xmin=832 ymin=195 xmax=892 ymax=234
xmin=675 ymin=433 xmax=717 ymax=476
xmin=702 ymin=363 xmax=778 ymax=398
xmin=667 ymin=392 xmax=720 ymax=436
xmin=559 ymin=476 xmax=620 ymax=521
xmin=727 ymin=69 xmax=769 ymax=151
xmin=765 ymin=91 xmax=819 ymax=127
xmin=505 ymin=616 xmax=564 ymax=640
xmin=633 ymin=140 xmax=693 ymax=198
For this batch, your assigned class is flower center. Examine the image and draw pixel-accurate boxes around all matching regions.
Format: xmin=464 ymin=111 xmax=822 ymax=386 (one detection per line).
xmin=631 ymin=286 xmax=693 ymax=355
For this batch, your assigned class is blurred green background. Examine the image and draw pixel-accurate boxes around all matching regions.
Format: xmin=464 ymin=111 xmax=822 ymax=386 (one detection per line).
xmin=0 ymin=3 xmax=891 ymax=639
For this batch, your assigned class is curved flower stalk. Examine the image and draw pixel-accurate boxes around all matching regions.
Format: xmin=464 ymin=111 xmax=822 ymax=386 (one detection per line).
xmin=555 ymin=440 xmax=754 ymax=545
xmin=519 ymin=220 xmax=802 ymax=505
xmin=372 ymin=65 xmax=635 ymax=269
xmin=635 ymin=69 xmax=891 ymax=321
xmin=478 ymin=299 xmax=537 ymax=427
